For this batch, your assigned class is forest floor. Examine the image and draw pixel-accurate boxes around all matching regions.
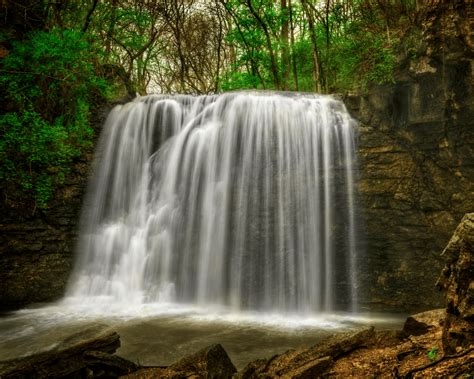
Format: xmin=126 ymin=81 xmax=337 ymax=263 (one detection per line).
xmin=327 ymin=310 xmax=474 ymax=378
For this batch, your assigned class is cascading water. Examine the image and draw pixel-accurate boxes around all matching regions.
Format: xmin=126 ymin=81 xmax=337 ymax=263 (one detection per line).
xmin=67 ymin=92 xmax=359 ymax=313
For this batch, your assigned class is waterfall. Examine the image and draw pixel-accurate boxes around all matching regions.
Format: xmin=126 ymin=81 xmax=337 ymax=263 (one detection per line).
xmin=67 ymin=92 xmax=359 ymax=313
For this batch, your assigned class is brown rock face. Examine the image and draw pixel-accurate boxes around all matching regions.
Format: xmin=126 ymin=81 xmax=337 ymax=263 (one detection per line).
xmin=437 ymin=213 xmax=474 ymax=319
xmin=347 ymin=1 xmax=474 ymax=312
xmin=436 ymin=213 xmax=474 ymax=353
xmin=0 ymin=158 xmax=90 ymax=310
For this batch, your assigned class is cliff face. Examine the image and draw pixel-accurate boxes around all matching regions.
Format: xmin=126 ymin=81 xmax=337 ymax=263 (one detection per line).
xmin=0 ymin=94 xmax=134 ymax=311
xmin=0 ymin=158 xmax=90 ymax=310
xmin=347 ymin=2 xmax=474 ymax=311
xmin=0 ymin=101 xmax=116 ymax=310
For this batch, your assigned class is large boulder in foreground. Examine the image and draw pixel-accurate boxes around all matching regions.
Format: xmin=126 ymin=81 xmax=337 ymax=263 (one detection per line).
xmin=124 ymin=344 xmax=237 ymax=379
xmin=436 ymin=212 xmax=474 ymax=353
xmin=0 ymin=325 xmax=137 ymax=378
xmin=166 ymin=343 xmax=237 ymax=378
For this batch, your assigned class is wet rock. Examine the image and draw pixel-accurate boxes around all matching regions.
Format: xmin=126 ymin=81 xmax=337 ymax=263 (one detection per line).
xmin=125 ymin=344 xmax=237 ymax=379
xmin=166 ymin=343 xmax=236 ymax=378
xmin=239 ymin=328 xmax=375 ymax=378
xmin=84 ymin=350 xmax=138 ymax=377
xmin=0 ymin=325 xmax=137 ymax=378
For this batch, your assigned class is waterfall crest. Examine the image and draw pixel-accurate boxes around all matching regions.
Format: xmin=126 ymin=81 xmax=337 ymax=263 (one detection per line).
xmin=67 ymin=92 xmax=359 ymax=313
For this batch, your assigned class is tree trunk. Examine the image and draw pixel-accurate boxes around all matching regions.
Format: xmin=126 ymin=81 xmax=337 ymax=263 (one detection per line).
xmin=246 ymin=0 xmax=281 ymax=89
xmin=289 ymin=0 xmax=299 ymax=91
xmin=281 ymin=0 xmax=290 ymax=90
xmin=301 ymin=0 xmax=322 ymax=93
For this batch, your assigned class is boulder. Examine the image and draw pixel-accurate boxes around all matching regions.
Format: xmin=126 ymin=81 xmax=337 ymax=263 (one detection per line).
xmin=402 ymin=309 xmax=446 ymax=336
xmin=436 ymin=213 xmax=474 ymax=353
xmin=166 ymin=343 xmax=237 ymax=378
xmin=84 ymin=350 xmax=138 ymax=377
xmin=0 ymin=325 xmax=138 ymax=378
xmin=124 ymin=344 xmax=237 ymax=379
xmin=239 ymin=327 xmax=375 ymax=378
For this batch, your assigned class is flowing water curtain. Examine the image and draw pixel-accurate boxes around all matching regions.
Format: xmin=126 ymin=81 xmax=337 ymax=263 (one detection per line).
xmin=67 ymin=93 xmax=359 ymax=313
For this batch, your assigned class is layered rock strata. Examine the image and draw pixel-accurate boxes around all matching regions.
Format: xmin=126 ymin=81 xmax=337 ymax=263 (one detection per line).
xmin=348 ymin=1 xmax=474 ymax=311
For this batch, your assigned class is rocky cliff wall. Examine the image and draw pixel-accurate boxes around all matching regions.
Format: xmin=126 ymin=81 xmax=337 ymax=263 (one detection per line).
xmin=347 ymin=1 xmax=474 ymax=311
xmin=0 ymin=103 xmax=117 ymax=311
xmin=0 ymin=159 xmax=90 ymax=310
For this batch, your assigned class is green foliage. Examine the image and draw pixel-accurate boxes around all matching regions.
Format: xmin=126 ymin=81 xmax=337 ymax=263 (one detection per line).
xmin=221 ymin=0 xmax=402 ymax=93
xmin=427 ymin=347 xmax=439 ymax=362
xmin=330 ymin=26 xmax=396 ymax=91
xmin=221 ymin=0 xmax=287 ymax=90
xmin=221 ymin=71 xmax=261 ymax=92
xmin=291 ymin=38 xmax=322 ymax=92
xmin=0 ymin=29 xmax=111 ymax=208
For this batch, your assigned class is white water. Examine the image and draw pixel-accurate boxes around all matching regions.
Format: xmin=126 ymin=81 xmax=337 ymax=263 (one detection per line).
xmin=66 ymin=92 xmax=359 ymax=314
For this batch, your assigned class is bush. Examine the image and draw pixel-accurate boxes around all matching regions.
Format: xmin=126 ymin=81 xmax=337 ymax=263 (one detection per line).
xmin=330 ymin=25 xmax=396 ymax=91
xmin=0 ymin=28 xmax=111 ymax=209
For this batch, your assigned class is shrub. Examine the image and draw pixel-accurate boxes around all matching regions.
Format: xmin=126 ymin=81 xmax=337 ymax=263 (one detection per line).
xmin=0 ymin=28 xmax=111 ymax=209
